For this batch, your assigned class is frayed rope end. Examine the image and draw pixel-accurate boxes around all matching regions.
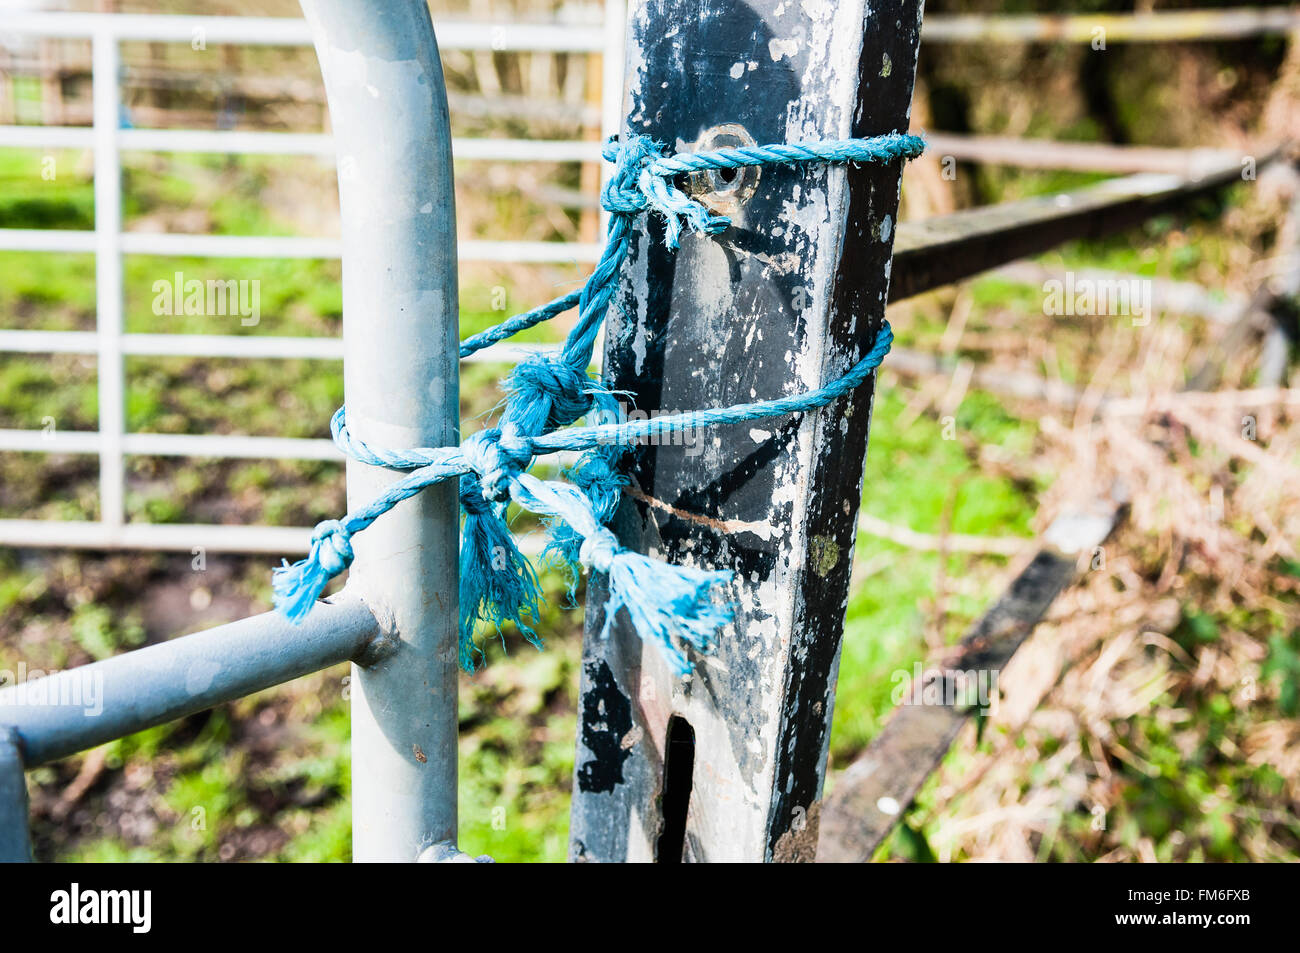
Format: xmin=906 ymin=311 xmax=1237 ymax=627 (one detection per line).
xmin=458 ymin=484 xmax=545 ymax=672
xmin=584 ymin=531 xmax=734 ymax=676
xmin=542 ymin=451 xmax=626 ymax=604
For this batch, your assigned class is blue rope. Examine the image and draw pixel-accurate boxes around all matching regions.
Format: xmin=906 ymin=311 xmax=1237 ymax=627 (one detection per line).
xmin=273 ymin=131 xmax=924 ymax=674
xmin=459 ymin=289 xmax=581 ymax=359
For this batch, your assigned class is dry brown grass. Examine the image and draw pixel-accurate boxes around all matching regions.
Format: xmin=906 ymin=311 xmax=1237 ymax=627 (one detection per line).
xmin=895 ymin=164 xmax=1300 ymax=862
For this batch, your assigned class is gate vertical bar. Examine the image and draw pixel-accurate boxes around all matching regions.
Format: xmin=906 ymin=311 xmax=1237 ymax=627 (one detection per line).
xmin=300 ymin=0 xmax=460 ymax=862
xmin=0 ymin=729 xmax=32 ymax=862
xmin=92 ymin=28 xmax=125 ymax=532
xmin=569 ymin=0 xmax=923 ymax=862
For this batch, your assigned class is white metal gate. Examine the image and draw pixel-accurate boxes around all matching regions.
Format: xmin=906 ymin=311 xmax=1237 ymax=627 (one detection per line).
xmin=0 ymin=6 xmax=625 ymax=554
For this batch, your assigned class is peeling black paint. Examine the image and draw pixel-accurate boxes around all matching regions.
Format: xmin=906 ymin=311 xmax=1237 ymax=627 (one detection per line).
xmin=766 ymin=0 xmax=923 ymax=859
xmin=576 ymin=660 xmax=634 ymax=794
xmin=603 ymin=0 xmax=807 ymax=795
xmin=570 ymin=0 xmax=924 ymax=862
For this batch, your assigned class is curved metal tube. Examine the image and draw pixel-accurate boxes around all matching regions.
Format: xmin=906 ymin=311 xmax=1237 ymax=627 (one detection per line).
xmin=299 ymin=0 xmax=460 ymax=861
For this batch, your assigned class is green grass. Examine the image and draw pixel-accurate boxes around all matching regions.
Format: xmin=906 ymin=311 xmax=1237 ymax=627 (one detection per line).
xmin=830 ymin=386 xmax=1040 ymax=757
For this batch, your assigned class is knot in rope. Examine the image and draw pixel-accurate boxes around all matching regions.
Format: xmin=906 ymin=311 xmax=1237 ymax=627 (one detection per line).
xmin=463 ymin=424 xmax=533 ymax=502
xmin=601 ymin=135 xmax=729 ymax=249
xmin=505 ymin=355 xmax=596 ymax=430
xmin=578 ymin=527 xmax=621 ymax=574
xmin=309 ymin=519 xmax=354 ymax=576
xmin=599 ymin=135 xmax=660 ymax=213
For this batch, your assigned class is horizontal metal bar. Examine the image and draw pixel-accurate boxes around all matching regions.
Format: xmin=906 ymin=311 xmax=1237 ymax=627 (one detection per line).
xmin=0 ymin=126 xmax=604 ymax=163
xmin=0 ymin=329 xmax=98 ymax=354
xmin=0 ymin=228 xmax=603 ymax=263
xmin=0 ymin=519 xmax=313 ymax=553
xmin=122 ymin=332 xmax=345 ymax=360
xmin=920 ymin=9 xmax=1300 ymax=43
xmin=124 ymin=432 xmax=339 ymax=459
xmin=0 ymin=329 xmax=343 ymax=359
xmin=0 ymin=330 xmax=572 ymax=365
xmin=0 ymin=229 xmax=96 ymax=254
xmin=0 ymin=428 xmax=339 ymax=460
xmin=119 ymin=233 xmax=341 ymax=258
xmin=121 ymin=128 xmax=330 ymax=155
xmin=889 ymin=147 xmax=1285 ymax=303
xmin=0 ymin=125 xmax=95 ymax=150
xmin=0 ymin=596 xmax=381 ymax=767
xmin=0 ymin=428 xmax=99 ymax=455
xmin=0 ymin=12 xmax=312 ymax=43
xmin=0 ymin=13 xmax=606 ymax=51
xmin=452 ymin=138 xmax=604 ymax=163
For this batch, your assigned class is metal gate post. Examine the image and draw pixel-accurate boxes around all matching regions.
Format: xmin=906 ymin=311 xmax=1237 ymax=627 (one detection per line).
xmin=569 ymin=0 xmax=923 ymax=861
xmin=0 ymin=729 xmax=32 ymax=863
xmin=300 ymin=0 xmax=461 ymax=861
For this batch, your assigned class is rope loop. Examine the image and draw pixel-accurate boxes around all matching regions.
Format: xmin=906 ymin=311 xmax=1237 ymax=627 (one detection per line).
xmin=330 ymin=406 xmax=456 ymax=471
xmin=505 ymin=354 xmax=596 ymax=430
xmin=273 ymin=128 xmax=925 ymax=675
xmin=601 ymin=134 xmax=729 ymax=247
xmin=600 ymin=135 xmax=659 ymax=213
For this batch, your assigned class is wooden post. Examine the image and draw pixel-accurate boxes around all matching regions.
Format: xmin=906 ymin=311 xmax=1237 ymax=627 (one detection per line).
xmin=568 ymin=0 xmax=923 ymax=862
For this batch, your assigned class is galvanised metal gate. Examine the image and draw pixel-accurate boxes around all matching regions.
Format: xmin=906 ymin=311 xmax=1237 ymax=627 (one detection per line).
xmin=1 ymin=0 xmax=486 ymax=863
xmin=0 ymin=4 xmax=625 ymax=556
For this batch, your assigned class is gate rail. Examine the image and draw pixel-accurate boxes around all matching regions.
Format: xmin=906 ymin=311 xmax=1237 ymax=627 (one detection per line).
xmin=0 ymin=8 xmax=623 ymax=555
xmin=1 ymin=130 xmax=1285 ymax=860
